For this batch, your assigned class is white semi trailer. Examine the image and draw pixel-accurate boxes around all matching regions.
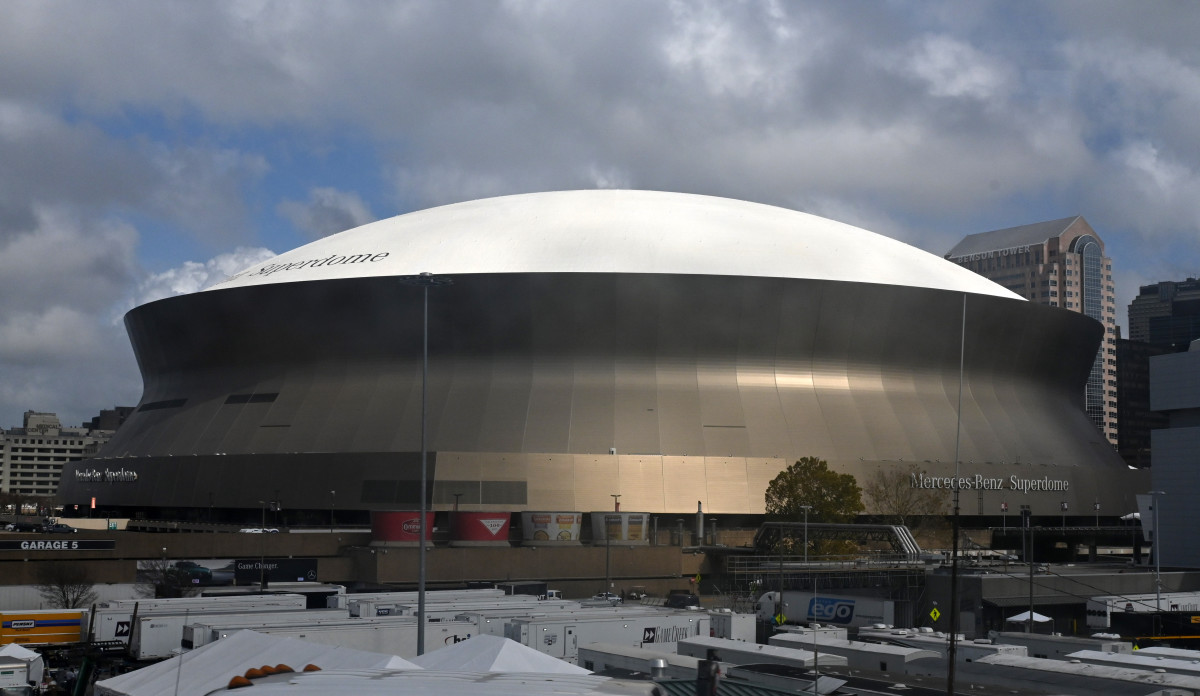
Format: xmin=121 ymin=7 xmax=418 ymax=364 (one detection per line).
xmin=677 ymin=635 xmax=848 ymax=669
xmin=352 ymin=596 xmax=546 ymax=619
xmin=461 ymin=606 xmax=665 ymax=636
xmin=1085 ymin=591 xmax=1200 ymax=629
xmin=754 ymin=591 xmax=896 ymax=628
xmin=228 ymin=619 xmax=477 ymax=657
xmin=504 ymin=611 xmax=709 ymax=664
xmin=327 ymin=588 xmax=506 ymax=610
xmin=133 ymin=608 xmax=349 ymax=660
xmin=89 ymin=594 xmax=311 ymax=646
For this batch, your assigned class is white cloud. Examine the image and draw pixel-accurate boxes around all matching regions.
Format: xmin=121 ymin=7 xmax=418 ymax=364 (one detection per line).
xmin=130 ymin=247 xmax=277 ymax=309
xmin=278 ymin=187 xmax=375 ymax=240
xmin=0 ymin=207 xmax=144 ymax=426
xmin=901 ymin=34 xmax=1015 ymax=101
xmin=0 ymin=0 xmax=1199 ymax=424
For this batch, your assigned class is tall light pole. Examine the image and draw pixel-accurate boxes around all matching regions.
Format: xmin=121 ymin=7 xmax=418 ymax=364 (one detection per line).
xmin=799 ymin=505 xmax=812 ymax=565
xmin=947 ymin=293 xmax=967 ymax=695
xmin=400 ymin=272 xmax=452 ymax=656
xmin=1025 ymin=506 xmax=1034 ymax=634
xmin=1150 ymin=490 xmax=1165 ymax=611
xmin=606 ymin=494 xmax=621 ymax=594
xmin=799 ymin=502 xmax=815 ymax=695
xmin=257 ymin=500 xmax=267 ymax=589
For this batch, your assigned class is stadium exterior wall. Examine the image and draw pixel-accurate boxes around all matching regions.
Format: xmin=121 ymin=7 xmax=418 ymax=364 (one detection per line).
xmin=57 ymin=272 xmax=1140 ymax=517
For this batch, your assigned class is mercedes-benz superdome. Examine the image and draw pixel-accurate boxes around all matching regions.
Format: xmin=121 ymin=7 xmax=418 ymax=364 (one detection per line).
xmin=58 ymin=190 xmax=1141 ymax=521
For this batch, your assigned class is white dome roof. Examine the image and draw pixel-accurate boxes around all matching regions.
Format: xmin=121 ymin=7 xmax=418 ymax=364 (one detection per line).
xmin=210 ymin=190 xmax=1021 ymax=299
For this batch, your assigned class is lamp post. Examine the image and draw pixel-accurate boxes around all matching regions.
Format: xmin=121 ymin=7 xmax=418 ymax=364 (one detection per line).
xmin=947 ymin=293 xmax=967 ymax=695
xmin=606 ymin=494 xmax=621 ymax=594
xmin=400 ymin=272 xmax=452 ymax=656
xmin=1028 ymin=525 xmax=1035 ymax=634
xmin=1150 ymin=490 xmax=1165 ymax=611
xmin=799 ymin=505 xmax=812 ymax=565
xmin=257 ymin=500 xmax=268 ymax=589
xmin=799 ymin=503 xmax=815 ymax=694
xmin=329 ymin=490 xmax=335 ymax=533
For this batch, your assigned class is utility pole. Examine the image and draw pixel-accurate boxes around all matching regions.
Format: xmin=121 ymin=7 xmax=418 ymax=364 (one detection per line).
xmin=946 ymin=293 xmax=966 ymax=696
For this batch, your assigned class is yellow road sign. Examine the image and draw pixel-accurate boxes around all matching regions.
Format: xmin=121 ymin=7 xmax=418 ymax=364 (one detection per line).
xmin=930 ymin=608 xmax=941 ymax=621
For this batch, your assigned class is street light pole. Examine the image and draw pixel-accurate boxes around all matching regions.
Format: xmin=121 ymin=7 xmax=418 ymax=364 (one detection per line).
xmin=257 ymin=500 xmax=267 ymax=589
xmin=607 ymin=494 xmax=621 ymax=594
xmin=400 ymin=272 xmax=452 ymax=656
xmin=330 ymin=490 xmax=335 ymax=533
xmin=946 ymin=293 xmax=967 ymax=696
xmin=799 ymin=505 xmax=812 ymax=565
xmin=1150 ymin=490 xmax=1165 ymax=611
xmin=799 ymin=501 xmax=815 ymax=694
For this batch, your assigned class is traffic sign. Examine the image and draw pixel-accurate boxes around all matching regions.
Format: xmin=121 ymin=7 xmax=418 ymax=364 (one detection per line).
xmin=930 ymin=608 xmax=941 ymax=621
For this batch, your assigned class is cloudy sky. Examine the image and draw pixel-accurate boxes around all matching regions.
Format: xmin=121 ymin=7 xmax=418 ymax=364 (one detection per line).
xmin=1 ymin=1 xmax=1198 ymax=427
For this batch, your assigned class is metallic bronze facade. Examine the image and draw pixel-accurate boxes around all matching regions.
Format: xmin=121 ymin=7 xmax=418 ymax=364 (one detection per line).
xmin=58 ymin=272 xmax=1140 ymax=516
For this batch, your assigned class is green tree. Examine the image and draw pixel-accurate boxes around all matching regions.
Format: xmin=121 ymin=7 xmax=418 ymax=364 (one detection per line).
xmin=765 ymin=456 xmax=864 ymax=523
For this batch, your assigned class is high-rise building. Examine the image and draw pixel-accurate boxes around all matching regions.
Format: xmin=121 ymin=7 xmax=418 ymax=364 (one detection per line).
xmin=1115 ymin=336 xmax=1170 ymax=468
xmin=0 ymin=409 xmax=125 ymax=498
xmin=1128 ymin=278 xmax=1200 ymax=351
xmin=946 ymin=216 xmax=1118 ymax=445
xmin=1116 ymin=278 xmax=1200 ymax=468
xmin=1150 ymin=339 xmax=1200 ymax=568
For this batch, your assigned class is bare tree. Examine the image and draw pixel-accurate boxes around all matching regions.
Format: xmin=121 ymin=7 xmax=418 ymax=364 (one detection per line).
xmin=35 ymin=562 xmax=98 ymax=608
xmin=864 ymin=463 xmax=949 ymax=529
xmin=135 ymin=557 xmax=199 ymax=598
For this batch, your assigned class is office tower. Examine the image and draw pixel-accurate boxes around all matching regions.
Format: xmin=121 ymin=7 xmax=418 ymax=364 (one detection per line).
xmin=1128 ymin=278 xmax=1200 ymax=351
xmin=947 ymin=216 xmax=1118 ymax=445
xmin=0 ymin=410 xmax=121 ymax=498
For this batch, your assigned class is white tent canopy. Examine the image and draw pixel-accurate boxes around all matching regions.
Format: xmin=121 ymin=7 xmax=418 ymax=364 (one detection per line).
xmin=1006 ymin=611 xmax=1052 ymax=623
xmin=410 ymin=634 xmax=591 ymax=674
xmin=94 ymin=629 xmax=418 ymax=696
xmin=0 ymin=643 xmax=44 ymax=683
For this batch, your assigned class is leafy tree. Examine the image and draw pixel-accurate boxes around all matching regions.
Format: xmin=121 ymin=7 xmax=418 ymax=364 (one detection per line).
xmin=765 ymin=457 xmax=864 ymax=558
xmin=766 ymin=456 xmax=864 ymax=523
xmin=864 ymin=463 xmax=948 ymax=528
xmin=35 ymin=562 xmax=98 ymax=608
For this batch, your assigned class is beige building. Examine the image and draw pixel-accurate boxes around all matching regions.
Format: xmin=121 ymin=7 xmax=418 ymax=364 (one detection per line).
xmin=0 ymin=410 xmax=116 ymax=499
xmin=946 ymin=216 xmax=1118 ymax=445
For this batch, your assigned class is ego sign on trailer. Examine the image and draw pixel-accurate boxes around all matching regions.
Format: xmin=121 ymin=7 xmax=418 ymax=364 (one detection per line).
xmin=808 ymin=597 xmax=856 ymax=624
